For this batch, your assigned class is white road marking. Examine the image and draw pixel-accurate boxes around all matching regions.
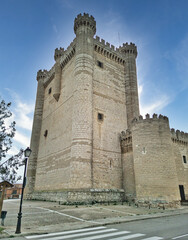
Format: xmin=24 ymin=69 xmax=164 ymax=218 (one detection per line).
xmin=108 ymin=233 xmax=145 ymax=239
xmin=76 ymin=231 xmax=131 ymax=240
xmin=35 ymin=206 xmax=101 ymax=224
xmin=36 ymin=228 xmax=117 ymax=240
xmin=25 ymin=226 xmax=106 ymax=239
xmin=141 ymin=237 xmax=163 ymax=240
xmin=172 ymin=233 xmax=188 ymax=239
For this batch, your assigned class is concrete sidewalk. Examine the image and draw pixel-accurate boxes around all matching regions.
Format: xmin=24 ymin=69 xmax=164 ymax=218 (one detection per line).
xmin=1 ymin=199 xmax=188 ymax=238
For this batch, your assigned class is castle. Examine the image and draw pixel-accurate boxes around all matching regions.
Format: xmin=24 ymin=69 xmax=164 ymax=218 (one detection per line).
xmin=25 ymin=13 xmax=188 ymax=207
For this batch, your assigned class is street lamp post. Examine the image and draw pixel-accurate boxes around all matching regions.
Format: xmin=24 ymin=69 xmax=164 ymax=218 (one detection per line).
xmin=15 ymin=147 xmax=32 ymax=234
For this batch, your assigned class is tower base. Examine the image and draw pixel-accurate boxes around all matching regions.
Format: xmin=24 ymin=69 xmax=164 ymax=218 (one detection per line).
xmin=24 ymin=188 xmax=125 ymax=204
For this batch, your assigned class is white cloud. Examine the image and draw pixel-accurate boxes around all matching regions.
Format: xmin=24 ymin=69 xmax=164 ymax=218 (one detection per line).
xmin=5 ymin=89 xmax=34 ymax=131
xmin=14 ymin=102 xmax=34 ymax=131
xmin=3 ymin=89 xmax=33 ymax=153
xmin=14 ymin=131 xmax=30 ymax=147
xmin=7 ymin=145 xmax=20 ymax=157
xmin=138 ymin=84 xmax=143 ymax=96
xmin=140 ymin=95 xmax=171 ymax=115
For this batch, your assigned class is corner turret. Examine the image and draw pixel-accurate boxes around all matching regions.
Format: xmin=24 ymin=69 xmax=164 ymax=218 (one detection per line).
xmin=54 ymin=47 xmax=64 ymax=61
xmin=53 ymin=48 xmax=64 ymax=101
xmin=37 ymin=69 xmax=47 ymax=81
xmin=119 ymin=42 xmax=139 ymax=128
xmin=119 ymin=42 xmax=138 ymax=58
xmin=74 ymin=13 xmax=96 ymax=36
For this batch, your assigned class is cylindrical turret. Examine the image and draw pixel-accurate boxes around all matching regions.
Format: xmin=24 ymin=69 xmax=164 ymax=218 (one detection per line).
xmin=53 ymin=48 xmax=64 ymax=101
xmin=70 ymin=13 xmax=96 ymax=188
xmin=119 ymin=43 xmax=140 ymax=128
xmin=131 ymin=114 xmax=180 ymax=204
xmin=25 ymin=70 xmax=46 ymax=196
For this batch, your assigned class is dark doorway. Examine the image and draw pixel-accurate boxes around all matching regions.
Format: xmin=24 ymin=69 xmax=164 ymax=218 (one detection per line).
xmin=179 ymin=185 xmax=186 ymax=201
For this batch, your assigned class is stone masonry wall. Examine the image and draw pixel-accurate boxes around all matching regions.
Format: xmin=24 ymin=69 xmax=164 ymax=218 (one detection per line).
xmin=120 ymin=130 xmax=136 ymax=200
xmin=34 ymin=57 xmax=75 ymax=191
xmin=29 ymin=189 xmax=124 ymax=204
xmin=92 ymin=51 xmax=127 ymax=189
xmin=171 ymin=129 xmax=188 ymax=200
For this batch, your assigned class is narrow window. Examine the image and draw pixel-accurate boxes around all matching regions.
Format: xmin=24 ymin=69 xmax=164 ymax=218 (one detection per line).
xmin=44 ymin=130 xmax=48 ymax=137
xmin=183 ymin=155 xmax=187 ymax=164
xmin=98 ymin=113 xmax=104 ymax=121
xmin=97 ymin=60 xmax=103 ymax=68
xmin=48 ymin=88 xmax=52 ymax=94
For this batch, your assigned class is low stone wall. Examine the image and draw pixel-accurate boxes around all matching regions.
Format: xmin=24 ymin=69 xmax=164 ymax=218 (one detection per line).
xmin=134 ymin=199 xmax=180 ymax=208
xmin=25 ymin=188 xmax=125 ymax=204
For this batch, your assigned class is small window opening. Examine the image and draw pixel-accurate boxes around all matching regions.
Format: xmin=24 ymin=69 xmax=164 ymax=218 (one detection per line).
xmin=97 ymin=60 xmax=103 ymax=68
xmin=98 ymin=113 xmax=104 ymax=121
xmin=44 ymin=130 xmax=48 ymax=137
xmin=48 ymin=88 xmax=52 ymax=94
xmin=110 ymin=160 xmax=112 ymax=168
xmin=183 ymin=155 xmax=187 ymax=164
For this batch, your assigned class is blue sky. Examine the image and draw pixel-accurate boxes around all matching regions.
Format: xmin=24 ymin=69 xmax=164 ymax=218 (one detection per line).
xmin=0 ymin=0 xmax=188 ymax=159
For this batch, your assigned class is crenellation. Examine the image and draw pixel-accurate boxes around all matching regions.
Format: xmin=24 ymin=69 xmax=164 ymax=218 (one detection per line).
xmin=74 ymin=13 xmax=96 ymax=35
xmin=94 ymin=37 xmax=126 ymax=65
xmin=37 ymin=69 xmax=48 ymax=81
xmin=171 ymin=128 xmax=188 ymax=143
xmin=120 ymin=130 xmax=133 ymax=153
xmin=54 ymin=47 xmax=64 ymax=61
xmin=119 ymin=42 xmax=138 ymax=58
xmin=111 ymin=45 xmax=115 ymax=50
xmin=146 ymin=113 xmax=150 ymax=119
xmin=132 ymin=113 xmax=169 ymax=125
xmin=59 ymin=39 xmax=76 ymax=69
xmin=101 ymin=39 xmax=105 ymax=44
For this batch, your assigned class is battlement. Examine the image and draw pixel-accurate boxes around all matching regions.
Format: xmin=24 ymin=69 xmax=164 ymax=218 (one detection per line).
xmin=94 ymin=36 xmax=126 ymax=66
xmin=60 ymin=39 xmax=76 ymax=68
xmin=118 ymin=42 xmax=137 ymax=57
xmin=74 ymin=13 xmax=96 ymax=35
xmin=37 ymin=69 xmax=48 ymax=81
xmin=94 ymin=36 xmax=119 ymax=52
xmin=171 ymin=128 xmax=188 ymax=143
xmin=43 ymin=65 xmax=55 ymax=87
xmin=54 ymin=47 xmax=64 ymax=61
xmin=131 ymin=113 xmax=169 ymax=125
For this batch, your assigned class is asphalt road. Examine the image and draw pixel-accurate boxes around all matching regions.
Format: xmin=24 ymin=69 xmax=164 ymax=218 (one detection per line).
xmin=110 ymin=213 xmax=188 ymax=240
xmin=21 ymin=213 xmax=188 ymax=240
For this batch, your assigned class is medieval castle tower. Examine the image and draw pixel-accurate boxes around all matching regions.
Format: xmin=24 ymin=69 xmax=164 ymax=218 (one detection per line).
xmin=25 ymin=13 xmax=188 ymax=206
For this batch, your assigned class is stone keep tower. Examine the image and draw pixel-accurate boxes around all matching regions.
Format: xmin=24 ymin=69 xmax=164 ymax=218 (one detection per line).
xmin=25 ymin=13 xmax=140 ymax=203
xmin=26 ymin=13 xmax=188 ymax=206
